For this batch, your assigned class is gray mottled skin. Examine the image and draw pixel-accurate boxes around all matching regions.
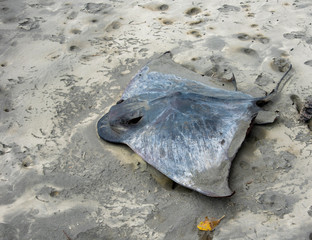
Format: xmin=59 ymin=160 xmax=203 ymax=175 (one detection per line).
xmin=98 ymin=62 xmax=261 ymax=197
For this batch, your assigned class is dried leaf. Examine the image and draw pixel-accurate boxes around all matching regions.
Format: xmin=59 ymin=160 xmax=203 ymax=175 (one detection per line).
xmin=197 ymin=215 xmax=225 ymax=231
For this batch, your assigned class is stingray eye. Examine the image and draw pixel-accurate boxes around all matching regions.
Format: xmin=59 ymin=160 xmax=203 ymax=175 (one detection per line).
xmin=120 ymin=109 xmax=144 ymax=126
xmin=109 ymin=104 xmax=145 ymax=132
xmin=116 ymin=99 xmax=124 ymax=104
xmin=126 ymin=116 xmax=143 ymax=125
xmin=116 ymin=114 xmax=143 ymax=128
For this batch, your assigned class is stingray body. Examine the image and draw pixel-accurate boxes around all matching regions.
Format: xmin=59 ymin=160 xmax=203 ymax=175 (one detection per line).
xmin=97 ymin=53 xmax=291 ymax=197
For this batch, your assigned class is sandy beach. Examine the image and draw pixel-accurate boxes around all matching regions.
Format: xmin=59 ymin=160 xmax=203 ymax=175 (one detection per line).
xmin=1 ymin=0 xmax=312 ymax=239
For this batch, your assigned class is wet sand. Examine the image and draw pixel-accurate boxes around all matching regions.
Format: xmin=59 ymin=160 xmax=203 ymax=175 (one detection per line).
xmin=1 ymin=0 xmax=312 ymax=239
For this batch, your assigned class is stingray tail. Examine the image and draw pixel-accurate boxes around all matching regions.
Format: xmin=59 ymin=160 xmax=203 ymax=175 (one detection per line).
xmin=256 ymin=64 xmax=293 ymax=106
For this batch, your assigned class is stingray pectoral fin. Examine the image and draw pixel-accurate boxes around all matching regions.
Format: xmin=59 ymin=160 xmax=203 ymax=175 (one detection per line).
xmin=189 ymin=160 xmax=233 ymax=197
xmin=128 ymin=139 xmax=234 ymax=197
xmin=228 ymin=117 xmax=256 ymax=159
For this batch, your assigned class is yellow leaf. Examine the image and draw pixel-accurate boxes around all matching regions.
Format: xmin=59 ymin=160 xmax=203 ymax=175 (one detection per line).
xmin=197 ymin=215 xmax=225 ymax=231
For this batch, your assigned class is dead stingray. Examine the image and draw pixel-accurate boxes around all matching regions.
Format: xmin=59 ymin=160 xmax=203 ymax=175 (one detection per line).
xmin=97 ymin=52 xmax=292 ymax=197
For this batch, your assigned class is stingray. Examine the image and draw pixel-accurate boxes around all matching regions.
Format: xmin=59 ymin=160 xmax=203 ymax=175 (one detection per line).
xmin=97 ymin=53 xmax=292 ymax=197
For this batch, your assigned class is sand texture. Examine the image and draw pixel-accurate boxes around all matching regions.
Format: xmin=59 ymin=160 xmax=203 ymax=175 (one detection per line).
xmin=0 ymin=0 xmax=312 ymax=239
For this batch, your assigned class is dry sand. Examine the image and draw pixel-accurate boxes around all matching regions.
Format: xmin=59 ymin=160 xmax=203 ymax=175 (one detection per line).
xmin=0 ymin=0 xmax=312 ymax=239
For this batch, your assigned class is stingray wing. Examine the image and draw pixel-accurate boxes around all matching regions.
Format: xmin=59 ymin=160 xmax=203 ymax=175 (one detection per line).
xmin=118 ymin=92 xmax=258 ymax=197
xmin=122 ymin=66 xmax=254 ymax=102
